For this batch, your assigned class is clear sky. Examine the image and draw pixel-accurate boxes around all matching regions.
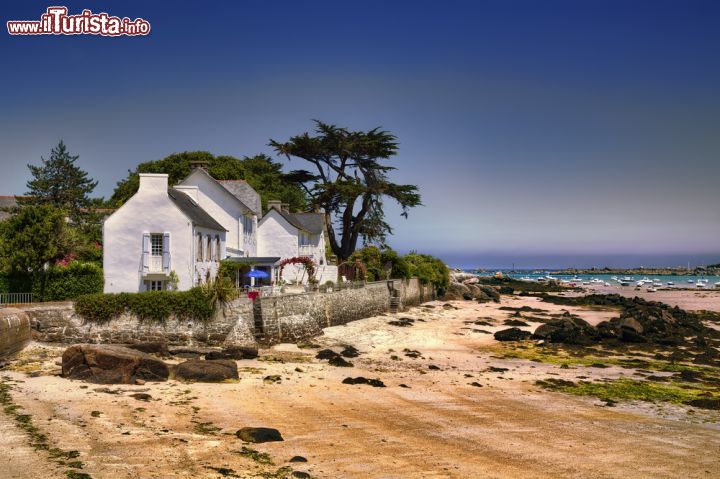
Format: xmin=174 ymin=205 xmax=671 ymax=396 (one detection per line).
xmin=1 ymin=1 xmax=719 ymax=269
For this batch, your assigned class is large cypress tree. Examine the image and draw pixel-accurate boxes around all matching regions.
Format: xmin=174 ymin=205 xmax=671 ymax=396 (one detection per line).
xmin=24 ymin=140 xmax=98 ymax=219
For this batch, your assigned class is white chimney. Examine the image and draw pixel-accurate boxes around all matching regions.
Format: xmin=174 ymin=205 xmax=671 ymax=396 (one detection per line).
xmin=174 ymin=185 xmax=199 ymax=202
xmin=138 ymin=173 xmax=169 ymax=194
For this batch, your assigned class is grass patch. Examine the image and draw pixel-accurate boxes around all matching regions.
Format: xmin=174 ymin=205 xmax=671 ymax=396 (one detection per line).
xmin=536 ymin=377 xmax=718 ymax=407
xmin=235 ymin=446 xmax=274 ymax=465
xmin=193 ymin=421 xmax=221 ymax=435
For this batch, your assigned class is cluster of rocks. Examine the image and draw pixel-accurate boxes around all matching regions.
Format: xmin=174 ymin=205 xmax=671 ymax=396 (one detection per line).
xmin=445 ymin=273 xmax=502 ymax=303
xmin=494 ymin=295 xmax=720 ymax=364
xmin=62 ymin=343 xmax=245 ymax=384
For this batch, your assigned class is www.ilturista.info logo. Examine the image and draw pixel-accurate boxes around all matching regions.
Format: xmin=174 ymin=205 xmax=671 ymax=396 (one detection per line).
xmin=7 ymin=6 xmax=151 ymax=36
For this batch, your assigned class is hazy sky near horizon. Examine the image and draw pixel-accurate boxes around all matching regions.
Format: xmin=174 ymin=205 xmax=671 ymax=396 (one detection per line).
xmin=1 ymin=0 xmax=719 ymax=269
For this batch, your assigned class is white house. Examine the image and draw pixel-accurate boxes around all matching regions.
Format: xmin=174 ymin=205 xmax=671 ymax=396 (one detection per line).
xmin=257 ymin=200 xmax=338 ymax=284
xmin=103 ymin=173 xmax=227 ymax=293
xmin=103 ymin=166 xmax=337 ymax=292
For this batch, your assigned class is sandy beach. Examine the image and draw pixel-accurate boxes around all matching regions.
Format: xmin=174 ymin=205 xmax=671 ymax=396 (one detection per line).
xmin=1 ymin=291 xmax=719 ymax=479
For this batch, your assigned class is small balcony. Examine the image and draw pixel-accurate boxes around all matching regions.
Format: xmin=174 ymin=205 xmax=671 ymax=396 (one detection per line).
xmin=148 ymin=255 xmax=165 ymax=273
xmin=298 ymin=245 xmax=313 ymax=257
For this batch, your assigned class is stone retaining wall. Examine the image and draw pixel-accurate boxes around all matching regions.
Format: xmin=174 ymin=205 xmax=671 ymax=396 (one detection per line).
xmin=21 ymin=299 xmax=256 ymax=349
xmin=0 ymin=308 xmax=31 ymax=358
xmin=21 ymin=278 xmax=434 ymax=346
xmin=256 ymin=278 xmax=434 ymax=344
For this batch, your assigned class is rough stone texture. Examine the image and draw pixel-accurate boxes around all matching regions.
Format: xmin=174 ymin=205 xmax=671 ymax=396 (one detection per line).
xmin=174 ymin=359 xmax=239 ymax=382
xmin=23 ymin=298 xmax=256 ymax=349
xmin=236 ymin=427 xmax=284 ymax=443
xmin=0 ymin=308 xmax=31 ymax=358
xmin=62 ymin=344 xmax=169 ymax=384
xmin=256 ymin=279 xmax=435 ymax=344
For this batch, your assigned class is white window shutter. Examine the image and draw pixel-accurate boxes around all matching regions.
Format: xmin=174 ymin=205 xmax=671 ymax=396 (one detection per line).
xmin=141 ymin=233 xmax=150 ymax=271
xmin=162 ymin=232 xmax=170 ymax=272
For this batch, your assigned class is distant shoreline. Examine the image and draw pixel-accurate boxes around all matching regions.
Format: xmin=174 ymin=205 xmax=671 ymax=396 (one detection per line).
xmin=464 ymin=266 xmax=720 ymax=276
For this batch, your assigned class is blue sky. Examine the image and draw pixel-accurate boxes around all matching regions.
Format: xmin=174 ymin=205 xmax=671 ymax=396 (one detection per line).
xmin=1 ymin=1 xmax=719 ymax=268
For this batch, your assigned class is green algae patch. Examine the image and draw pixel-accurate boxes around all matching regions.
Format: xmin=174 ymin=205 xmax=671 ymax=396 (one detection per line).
xmin=536 ymin=377 xmax=719 ymax=409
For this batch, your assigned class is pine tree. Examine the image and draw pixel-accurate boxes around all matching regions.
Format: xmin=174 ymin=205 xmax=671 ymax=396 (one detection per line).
xmin=24 ymin=140 xmax=98 ymax=218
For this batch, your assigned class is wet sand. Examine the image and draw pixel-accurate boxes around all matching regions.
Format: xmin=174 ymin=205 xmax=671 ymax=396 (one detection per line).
xmin=1 ymin=294 xmax=719 ymax=478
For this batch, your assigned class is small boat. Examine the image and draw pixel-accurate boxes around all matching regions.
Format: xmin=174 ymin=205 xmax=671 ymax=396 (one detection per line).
xmin=619 ymin=281 xmax=631 ymax=286
xmin=715 ymin=282 xmax=720 ymax=288
xmin=688 ymin=279 xmax=695 ymax=284
xmin=653 ymin=282 xmax=663 ymax=287
xmin=667 ymin=281 xmax=674 ymax=286
xmin=647 ymin=287 xmax=657 ymax=292
xmin=604 ymin=282 xmax=611 ymax=286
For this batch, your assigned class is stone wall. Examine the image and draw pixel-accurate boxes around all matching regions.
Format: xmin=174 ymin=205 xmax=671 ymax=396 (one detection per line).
xmin=22 ymin=298 xmax=256 ymax=349
xmin=0 ymin=308 xmax=31 ymax=358
xmin=256 ymin=278 xmax=434 ymax=344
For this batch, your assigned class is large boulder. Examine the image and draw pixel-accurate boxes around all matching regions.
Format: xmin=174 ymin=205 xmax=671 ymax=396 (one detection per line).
xmin=494 ymin=328 xmax=532 ymax=341
xmin=478 ymin=285 xmax=501 ymax=302
xmin=174 ymin=359 xmax=239 ymax=382
xmin=62 ymin=344 xmax=169 ymax=384
xmin=0 ymin=308 xmax=31 ymax=359
xmin=443 ymin=282 xmax=471 ymax=300
xmin=533 ymin=316 xmax=598 ymax=345
xmin=236 ymin=427 xmax=284 ymax=443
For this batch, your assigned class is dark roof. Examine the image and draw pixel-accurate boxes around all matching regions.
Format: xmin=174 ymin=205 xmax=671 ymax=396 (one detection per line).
xmin=268 ymin=208 xmax=325 ymax=234
xmin=168 ymin=188 xmax=227 ymax=231
xmin=224 ymin=256 xmax=281 ymax=265
xmin=218 ymin=180 xmax=262 ymax=216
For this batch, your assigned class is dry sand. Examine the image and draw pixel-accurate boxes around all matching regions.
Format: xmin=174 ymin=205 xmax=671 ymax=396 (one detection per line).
xmin=1 ymin=294 xmax=719 ymax=478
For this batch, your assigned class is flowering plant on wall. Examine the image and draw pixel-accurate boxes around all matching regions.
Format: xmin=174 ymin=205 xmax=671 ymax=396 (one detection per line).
xmin=278 ymin=256 xmax=317 ymax=283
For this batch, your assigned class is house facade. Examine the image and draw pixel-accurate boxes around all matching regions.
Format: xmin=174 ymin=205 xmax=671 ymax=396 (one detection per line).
xmin=103 ymin=173 xmax=227 ymax=293
xmin=103 ymin=167 xmax=337 ymax=293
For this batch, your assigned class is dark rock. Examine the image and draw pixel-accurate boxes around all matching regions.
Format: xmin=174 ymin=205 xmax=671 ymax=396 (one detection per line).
xmin=403 ymin=349 xmax=422 ymax=358
xmin=340 ymin=346 xmax=360 ymax=358
xmin=469 ymin=382 xmax=483 ymax=387
xmin=315 ymin=349 xmax=338 ymax=360
xmin=206 ymin=346 xmax=258 ymax=360
xmin=236 ymin=427 xmax=284 ymax=443
xmin=494 ymin=328 xmax=532 ymax=341
xmin=174 ymin=359 xmax=239 ymax=382
xmin=292 ymin=472 xmax=311 ymax=479
xmin=126 ymin=342 xmax=169 ymax=356
xmin=328 ymin=355 xmax=353 ymax=367
xmin=388 ymin=318 xmax=414 ymax=327
xmin=62 ymin=344 xmax=169 ymax=384
xmin=533 ymin=317 xmax=599 ymax=345
xmin=684 ymin=398 xmax=720 ymax=410
xmin=342 ymin=377 xmax=386 ymax=387
xmin=428 ymin=364 xmax=440 ymax=370
xmin=499 ymin=286 xmax=514 ymax=294
xmin=289 ymin=456 xmax=308 ymax=463
xmin=443 ymin=282 xmax=471 ymax=300
xmin=130 ymin=393 xmax=152 ymax=401
xmin=504 ymin=319 xmax=530 ymax=327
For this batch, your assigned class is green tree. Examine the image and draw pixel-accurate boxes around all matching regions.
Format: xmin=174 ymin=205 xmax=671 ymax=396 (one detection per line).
xmin=404 ymin=253 xmax=449 ymax=288
xmin=109 ymin=151 xmax=306 ymax=212
xmin=348 ymin=246 xmax=410 ymax=281
xmin=0 ymin=204 xmax=69 ymax=275
xmin=270 ymin=121 xmax=422 ymax=261
xmin=24 ymin=140 xmax=98 ymax=220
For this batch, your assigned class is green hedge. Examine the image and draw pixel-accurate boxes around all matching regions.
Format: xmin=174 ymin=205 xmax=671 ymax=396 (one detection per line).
xmin=0 ymin=262 xmax=103 ymax=301
xmin=75 ymin=287 xmax=215 ymax=324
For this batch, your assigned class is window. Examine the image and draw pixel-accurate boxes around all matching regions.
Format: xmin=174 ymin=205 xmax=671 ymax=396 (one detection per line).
xmin=196 ymin=233 xmax=203 ymax=261
xmin=150 ymin=234 xmax=163 ymax=256
xmin=243 ymin=215 xmax=253 ymax=235
xmin=214 ymin=235 xmax=221 ymax=261
xmin=205 ymin=235 xmax=212 ymax=262
xmin=145 ymin=280 xmax=165 ymax=291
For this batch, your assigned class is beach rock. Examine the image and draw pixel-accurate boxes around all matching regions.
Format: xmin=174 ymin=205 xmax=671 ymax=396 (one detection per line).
xmin=62 ymin=344 xmax=169 ymax=384
xmin=126 ymin=342 xmax=169 ymax=356
xmin=444 ymin=282 xmax=471 ymax=300
xmin=236 ymin=427 xmax=284 ymax=443
xmin=462 ymin=277 xmax=480 ymax=285
xmin=342 ymin=377 xmax=386 ymax=387
xmin=504 ymin=319 xmax=530 ymax=327
xmin=328 ymin=355 xmax=354 ymax=367
xmin=478 ymin=285 xmax=501 ymax=302
xmin=174 ymin=359 xmax=239 ymax=382
xmin=494 ymin=328 xmax=532 ymax=341
xmin=684 ymin=398 xmax=720 ymax=410
xmin=532 ymin=317 xmax=598 ymax=345
xmin=289 ymin=456 xmax=308 ymax=463
xmin=205 ymin=345 xmax=258 ymax=360
xmin=340 ymin=345 xmax=360 ymax=358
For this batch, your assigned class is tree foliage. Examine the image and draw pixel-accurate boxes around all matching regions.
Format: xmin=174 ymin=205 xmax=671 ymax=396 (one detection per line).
xmin=109 ymin=151 xmax=306 ymax=212
xmin=270 ymin=121 xmax=421 ymax=261
xmin=403 ymin=252 xmax=449 ymax=288
xmin=0 ymin=204 xmax=70 ymax=274
xmin=23 ymin=141 xmax=98 ymax=220
xmin=348 ymin=246 xmax=410 ymax=281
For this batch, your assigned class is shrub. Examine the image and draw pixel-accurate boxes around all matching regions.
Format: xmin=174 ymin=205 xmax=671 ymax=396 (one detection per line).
xmin=348 ymin=246 xmax=410 ymax=282
xmin=34 ymin=262 xmax=103 ymax=301
xmin=74 ymin=287 xmax=215 ymax=324
xmin=403 ymin=253 xmax=449 ymax=288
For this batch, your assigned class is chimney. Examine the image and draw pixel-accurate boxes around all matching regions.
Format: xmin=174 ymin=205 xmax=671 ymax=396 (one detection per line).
xmin=281 ymin=203 xmax=290 ymax=213
xmin=174 ymin=185 xmax=199 ymax=202
xmin=267 ymin=200 xmax=282 ymax=211
xmin=189 ymin=160 xmax=210 ymax=171
xmin=138 ymin=173 xmax=169 ymax=195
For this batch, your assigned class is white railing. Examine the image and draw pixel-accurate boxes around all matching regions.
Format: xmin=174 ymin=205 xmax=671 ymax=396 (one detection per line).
xmin=149 ymin=255 xmax=163 ymax=272
xmin=0 ymin=292 xmax=34 ymax=305
xmin=298 ymin=245 xmax=313 ymax=257
xmin=243 ymin=233 xmax=257 ymax=256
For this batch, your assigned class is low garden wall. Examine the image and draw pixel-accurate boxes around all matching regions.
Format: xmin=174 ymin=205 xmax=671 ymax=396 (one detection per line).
xmin=21 ymin=299 xmax=256 ymax=349
xmin=0 ymin=308 xmax=31 ymax=358
xmin=21 ymin=278 xmax=434 ymax=347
